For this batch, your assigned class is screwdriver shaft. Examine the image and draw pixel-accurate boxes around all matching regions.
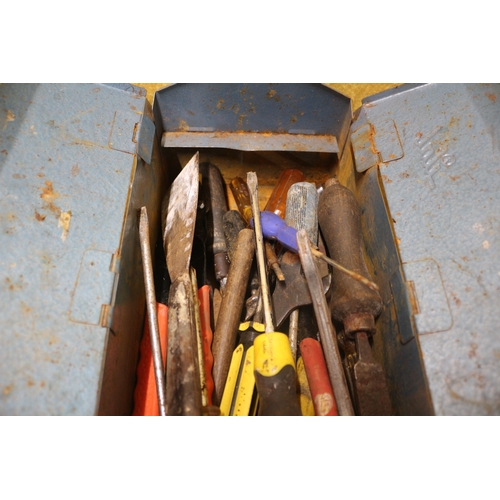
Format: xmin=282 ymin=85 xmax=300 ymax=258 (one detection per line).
xmin=297 ymin=229 xmax=354 ymax=416
xmin=139 ymin=206 xmax=167 ymax=416
xmin=247 ymin=172 xmax=274 ymax=333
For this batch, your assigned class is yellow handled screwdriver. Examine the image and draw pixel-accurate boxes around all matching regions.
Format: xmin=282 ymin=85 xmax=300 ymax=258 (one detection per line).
xmin=247 ymin=172 xmax=301 ymax=416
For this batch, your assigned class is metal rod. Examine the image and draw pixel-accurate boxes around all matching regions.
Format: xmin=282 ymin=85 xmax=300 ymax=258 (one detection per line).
xmin=190 ymin=267 xmax=208 ymax=407
xmin=311 ymin=249 xmax=378 ymax=292
xmin=288 ymin=309 xmax=299 ymax=362
xmin=247 ymin=172 xmax=274 ymax=333
xmin=139 ymin=206 xmax=167 ymax=416
xmin=297 ymin=228 xmax=354 ymax=416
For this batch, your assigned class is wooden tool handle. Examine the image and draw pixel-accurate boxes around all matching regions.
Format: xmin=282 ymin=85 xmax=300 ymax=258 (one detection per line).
xmin=212 ymin=229 xmax=255 ymax=406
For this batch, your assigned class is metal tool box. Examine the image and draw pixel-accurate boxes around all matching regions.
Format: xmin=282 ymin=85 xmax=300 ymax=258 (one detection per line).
xmin=1 ymin=83 xmax=498 ymax=415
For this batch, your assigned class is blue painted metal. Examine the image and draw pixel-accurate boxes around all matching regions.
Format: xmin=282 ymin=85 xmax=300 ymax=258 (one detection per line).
xmin=154 ymin=84 xmax=352 ymax=154
xmin=353 ymin=83 xmax=500 ymax=415
xmin=0 ymin=83 xmax=155 ymax=415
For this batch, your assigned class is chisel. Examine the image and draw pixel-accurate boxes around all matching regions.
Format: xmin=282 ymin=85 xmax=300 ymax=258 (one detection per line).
xmin=247 ymin=172 xmax=301 ymax=416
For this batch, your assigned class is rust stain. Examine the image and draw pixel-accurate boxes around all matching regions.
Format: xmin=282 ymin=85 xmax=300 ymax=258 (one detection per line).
xmin=494 ymin=350 xmax=500 ymax=360
xmin=34 ymin=210 xmax=46 ymax=222
xmin=27 ymin=379 xmax=35 ymax=387
xmin=485 ymin=92 xmax=497 ymax=102
xmin=267 ymin=89 xmax=277 ymax=99
xmin=450 ymin=291 xmax=461 ymax=307
xmin=469 ymin=342 xmax=478 ymax=359
xmin=12 ymin=173 xmax=26 ymax=179
xmin=21 ymin=301 xmax=32 ymax=315
xmin=399 ymin=172 xmax=410 ymax=179
xmin=71 ymin=164 xmax=80 ymax=176
xmin=178 ymin=119 xmax=189 ymax=131
xmin=37 ymin=172 xmax=45 ymax=178
xmin=1 ymin=149 xmax=7 ymax=155
xmin=238 ymin=114 xmax=247 ymax=127
xmin=39 ymin=180 xmax=61 ymax=217
xmin=369 ymin=123 xmax=378 ymax=155
xmin=3 ymin=109 xmax=15 ymax=130
xmin=40 ymin=381 xmax=46 ymax=387
xmin=381 ymin=174 xmax=392 ymax=184
xmin=3 ymin=385 xmax=12 ymax=395
xmin=216 ymin=99 xmax=225 ymax=110
xmin=449 ymin=175 xmax=460 ymax=181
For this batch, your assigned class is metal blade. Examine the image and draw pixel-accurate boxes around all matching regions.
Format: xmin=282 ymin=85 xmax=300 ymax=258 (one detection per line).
xmin=162 ymin=152 xmax=200 ymax=281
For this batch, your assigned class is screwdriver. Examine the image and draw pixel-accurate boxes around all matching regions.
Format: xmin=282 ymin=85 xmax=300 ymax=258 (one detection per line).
xmin=219 ymin=321 xmax=264 ymax=416
xmin=247 ymin=172 xmax=301 ymax=416
xmin=252 ymin=211 xmax=379 ymax=292
xmin=230 ymin=176 xmax=284 ymax=282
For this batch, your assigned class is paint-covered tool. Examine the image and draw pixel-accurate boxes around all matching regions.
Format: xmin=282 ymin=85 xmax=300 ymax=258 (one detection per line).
xmin=162 ymin=152 xmax=202 ymax=416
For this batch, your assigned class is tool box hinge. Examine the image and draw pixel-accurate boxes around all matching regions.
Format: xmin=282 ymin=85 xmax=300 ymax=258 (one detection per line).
xmin=352 ymin=117 xmax=404 ymax=173
xmin=135 ymin=114 xmax=155 ymax=165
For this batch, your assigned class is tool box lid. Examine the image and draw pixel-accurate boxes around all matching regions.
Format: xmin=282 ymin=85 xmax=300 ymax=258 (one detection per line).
xmin=351 ymin=83 xmax=500 ymax=415
xmin=0 ymin=83 xmax=155 ymax=415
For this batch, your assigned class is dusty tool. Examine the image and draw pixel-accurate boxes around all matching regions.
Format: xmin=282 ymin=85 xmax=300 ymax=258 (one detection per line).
xmin=212 ymin=228 xmax=256 ymax=406
xmin=247 ymin=172 xmax=301 ymax=416
xmin=220 ymin=321 xmax=264 ymax=416
xmin=256 ymin=211 xmax=379 ymax=292
xmin=297 ymin=229 xmax=354 ymax=416
xmin=138 ymin=206 xmax=167 ymax=416
xmin=162 ymin=152 xmax=202 ymax=416
xmin=318 ymin=178 xmax=392 ymax=416
xmin=300 ymin=338 xmax=338 ymax=416
xmin=207 ymin=162 xmax=230 ymax=293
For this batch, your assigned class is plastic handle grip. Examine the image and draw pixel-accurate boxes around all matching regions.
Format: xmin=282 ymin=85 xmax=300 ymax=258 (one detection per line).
xmin=133 ymin=303 xmax=168 ymax=416
xmin=251 ymin=211 xmax=299 ymax=253
xmin=264 ymin=169 xmax=305 ymax=218
xmin=198 ymin=285 xmax=215 ymax=406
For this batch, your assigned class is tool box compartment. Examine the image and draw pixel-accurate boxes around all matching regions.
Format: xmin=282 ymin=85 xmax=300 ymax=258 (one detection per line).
xmin=1 ymin=83 xmax=499 ymax=415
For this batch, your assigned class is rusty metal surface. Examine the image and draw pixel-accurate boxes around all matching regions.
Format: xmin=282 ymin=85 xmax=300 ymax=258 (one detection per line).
xmin=353 ymin=83 xmax=500 ymax=415
xmin=154 ymin=84 xmax=352 ymax=155
xmin=162 ymin=130 xmax=339 ymax=153
xmin=0 ymin=83 xmax=153 ymax=415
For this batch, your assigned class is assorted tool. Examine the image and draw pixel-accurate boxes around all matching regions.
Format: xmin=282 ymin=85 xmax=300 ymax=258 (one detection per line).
xmin=318 ymin=178 xmax=392 ymax=415
xmin=162 ymin=152 xmax=202 ymax=416
xmin=247 ymin=172 xmax=302 ymax=416
xmin=133 ymin=154 xmax=393 ymax=417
